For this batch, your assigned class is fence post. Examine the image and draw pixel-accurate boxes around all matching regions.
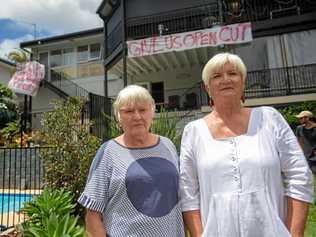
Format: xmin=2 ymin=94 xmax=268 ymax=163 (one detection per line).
xmin=285 ymin=66 xmax=291 ymax=95
xmin=88 ymin=93 xmax=93 ymax=134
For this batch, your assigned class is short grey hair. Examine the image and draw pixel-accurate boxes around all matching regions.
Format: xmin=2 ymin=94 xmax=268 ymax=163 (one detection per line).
xmin=113 ymin=85 xmax=155 ymax=121
xmin=202 ymin=52 xmax=247 ymax=86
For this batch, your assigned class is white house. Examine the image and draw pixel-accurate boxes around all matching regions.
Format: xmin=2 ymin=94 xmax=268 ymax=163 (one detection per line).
xmin=20 ymin=28 xmax=123 ymax=130
xmin=18 ymin=1 xmax=316 ymax=136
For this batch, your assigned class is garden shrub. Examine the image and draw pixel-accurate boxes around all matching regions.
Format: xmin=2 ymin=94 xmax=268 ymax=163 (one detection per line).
xmin=0 ymin=120 xmax=20 ymax=146
xmin=40 ymin=97 xmax=100 ymax=205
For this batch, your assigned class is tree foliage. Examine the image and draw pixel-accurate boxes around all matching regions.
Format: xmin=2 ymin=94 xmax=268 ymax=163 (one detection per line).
xmin=8 ymin=49 xmax=28 ymax=63
xmin=0 ymin=83 xmax=19 ymax=129
xmin=278 ymin=101 xmax=316 ymax=127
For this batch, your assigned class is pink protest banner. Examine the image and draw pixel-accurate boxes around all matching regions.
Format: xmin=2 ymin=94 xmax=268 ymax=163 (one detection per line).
xmin=8 ymin=61 xmax=45 ymax=96
xmin=127 ymin=22 xmax=252 ymax=57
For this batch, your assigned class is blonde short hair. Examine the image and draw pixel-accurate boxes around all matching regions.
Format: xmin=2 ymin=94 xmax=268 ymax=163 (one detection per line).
xmin=202 ymin=53 xmax=247 ymax=86
xmin=113 ymin=85 xmax=155 ymax=121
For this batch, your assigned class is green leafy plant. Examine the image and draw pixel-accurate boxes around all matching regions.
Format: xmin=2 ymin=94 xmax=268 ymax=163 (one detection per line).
xmin=40 ymin=97 xmax=100 ymax=206
xmin=22 ymin=189 xmax=76 ymax=226
xmin=25 ymin=214 xmax=85 ymax=237
xmin=20 ymin=189 xmax=85 ymax=237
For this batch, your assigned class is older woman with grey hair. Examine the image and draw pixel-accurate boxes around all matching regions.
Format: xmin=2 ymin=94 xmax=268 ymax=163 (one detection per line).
xmin=180 ymin=53 xmax=313 ymax=237
xmin=79 ymin=85 xmax=184 ymax=237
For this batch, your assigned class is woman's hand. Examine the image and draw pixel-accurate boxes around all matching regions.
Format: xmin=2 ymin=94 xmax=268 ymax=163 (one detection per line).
xmin=85 ymin=210 xmax=107 ymax=237
xmin=183 ymin=210 xmax=203 ymax=237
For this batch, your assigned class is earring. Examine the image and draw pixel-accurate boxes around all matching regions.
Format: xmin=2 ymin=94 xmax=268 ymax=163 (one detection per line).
xmin=202 ymin=83 xmax=207 ymax=92
xmin=209 ymin=98 xmax=214 ymax=107
xmin=241 ymin=95 xmax=245 ymax=103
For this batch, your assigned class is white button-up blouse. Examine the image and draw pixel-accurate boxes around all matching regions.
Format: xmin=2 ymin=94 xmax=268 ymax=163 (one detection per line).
xmin=179 ymin=106 xmax=314 ymax=237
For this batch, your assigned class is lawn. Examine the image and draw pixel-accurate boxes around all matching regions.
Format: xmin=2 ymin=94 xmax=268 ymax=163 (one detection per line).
xmin=305 ymin=205 xmax=316 ymax=237
xmin=305 ymin=175 xmax=316 ymax=237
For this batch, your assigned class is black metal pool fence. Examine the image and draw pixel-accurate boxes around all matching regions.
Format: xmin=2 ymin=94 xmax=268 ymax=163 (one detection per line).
xmin=0 ymin=146 xmax=51 ymax=231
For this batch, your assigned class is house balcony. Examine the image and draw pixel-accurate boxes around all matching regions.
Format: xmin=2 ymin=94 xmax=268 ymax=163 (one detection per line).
xmin=124 ymin=0 xmax=316 ymax=42
xmin=46 ymin=61 xmax=104 ymax=98
xmin=105 ymin=0 xmax=316 ymax=72
xmin=50 ymin=61 xmax=104 ymax=80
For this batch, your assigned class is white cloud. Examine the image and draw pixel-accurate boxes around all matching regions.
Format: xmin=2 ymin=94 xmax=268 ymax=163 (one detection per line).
xmin=0 ymin=34 xmax=34 ymax=59
xmin=0 ymin=0 xmax=103 ymax=35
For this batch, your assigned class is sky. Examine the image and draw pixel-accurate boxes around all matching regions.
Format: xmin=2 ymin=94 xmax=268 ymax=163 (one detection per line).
xmin=0 ymin=0 xmax=103 ymax=59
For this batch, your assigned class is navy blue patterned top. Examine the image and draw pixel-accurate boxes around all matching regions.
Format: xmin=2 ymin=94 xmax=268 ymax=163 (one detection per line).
xmin=78 ymin=136 xmax=184 ymax=237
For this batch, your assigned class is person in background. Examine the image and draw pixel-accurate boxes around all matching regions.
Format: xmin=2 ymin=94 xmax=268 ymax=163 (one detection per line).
xmin=179 ymin=52 xmax=314 ymax=237
xmin=78 ymin=85 xmax=184 ymax=237
xmin=295 ymin=110 xmax=316 ymax=159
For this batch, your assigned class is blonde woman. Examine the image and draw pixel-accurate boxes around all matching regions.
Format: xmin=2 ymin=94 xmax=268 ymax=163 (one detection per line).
xmin=79 ymin=85 xmax=184 ymax=237
xmin=180 ymin=53 xmax=313 ymax=237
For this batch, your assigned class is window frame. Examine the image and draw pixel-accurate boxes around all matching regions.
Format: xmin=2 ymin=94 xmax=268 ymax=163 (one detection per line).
xmin=77 ymin=43 xmax=102 ymax=63
xmin=50 ymin=48 xmax=75 ymax=68
xmin=89 ymin=43 xmax=102 ymax=60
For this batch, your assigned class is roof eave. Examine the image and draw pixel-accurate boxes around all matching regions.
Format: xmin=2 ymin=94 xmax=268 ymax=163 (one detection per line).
xmin=20 ymin=27 xmax=104 ymax=48
xmin=0 ymin=58 xmax=16 ymax=68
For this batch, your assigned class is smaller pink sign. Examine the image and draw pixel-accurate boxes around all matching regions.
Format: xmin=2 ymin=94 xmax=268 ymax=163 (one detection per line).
xmin=8 ymin=61 xmax=45 ymax=96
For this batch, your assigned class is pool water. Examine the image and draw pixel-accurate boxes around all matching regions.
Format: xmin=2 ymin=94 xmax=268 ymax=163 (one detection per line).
xmin=0 ymin=193 xmax=33 ymax=213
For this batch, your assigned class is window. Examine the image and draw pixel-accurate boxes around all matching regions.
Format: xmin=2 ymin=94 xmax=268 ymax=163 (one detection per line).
xmin=50 ymin=50 xmax=62 ymax=67
xmin=77 ymin=45 xmax=89 ymax=62
xmin=77 ymin=44 xmax=101 ymax=62
xmin=50 ymin=48 xmax=75 ymax=67
xmin=90 ymin=43 xmax=101 ymax=60
xmin=63 ymin=48 xmax=75 ymax=65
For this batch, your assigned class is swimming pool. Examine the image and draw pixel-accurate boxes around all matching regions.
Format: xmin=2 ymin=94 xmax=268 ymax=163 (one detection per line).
xmin=0 ymin=193 xmax=33 ymax=213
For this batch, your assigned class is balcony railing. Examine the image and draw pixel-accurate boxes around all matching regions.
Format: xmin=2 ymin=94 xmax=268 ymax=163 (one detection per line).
xmin=49 ymin=70 xmax=90 ymax=98
xmin=245 ymin=63 xmax=316 ymax=98
xmin=222 ymin=0 xmax=316 ymax=24
xmin=164 ymin=63 xmax=316 ymax=111
xmin=123 ymin=0 xmax=316 ymax=41
xmin=165 ymin=83 xmax=207 ymax=111
xmin=126 ymin=3 xmax=220 ymax=40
